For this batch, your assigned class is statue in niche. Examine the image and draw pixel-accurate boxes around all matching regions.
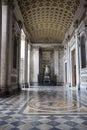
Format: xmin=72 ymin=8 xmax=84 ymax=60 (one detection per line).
xmin=44 ymin=65 xmax=50 ymax=76
xmin=43 ymin=65 xmax=50 ymax=85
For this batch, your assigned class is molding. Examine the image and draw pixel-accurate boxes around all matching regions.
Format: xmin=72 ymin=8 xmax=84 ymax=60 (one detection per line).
xmin=2 ymin=0 xmax=8 ymax=5
xmin=63 ymin=0 xmax=85 ymax=45
xmin=32 ymin=43 xmax=64 ymax=48
xmin=81 ymin=68 xmax=87 ymax=74
xmin=30 ymin=82 xmax=39 ymax=86
xmin=14 ymin=0 xmax=31 ymax=43
xmin=0 ymin=91 xmax=9 ymax=97
xmin=77 ymin=21 xmax=85 ymax=33
xmin=14 ymin=0 xmax=23 ymax=23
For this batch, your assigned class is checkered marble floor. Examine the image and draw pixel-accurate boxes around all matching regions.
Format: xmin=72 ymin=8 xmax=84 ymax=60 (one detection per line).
xmin=0 ymin=86 xmax=87 ymax=130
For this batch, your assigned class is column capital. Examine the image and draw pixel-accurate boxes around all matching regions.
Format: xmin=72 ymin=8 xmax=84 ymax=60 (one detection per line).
xmin=25 ymin=37 xmax=30 ymax=44
xmin=58 ymin=46 xmax=64 ymax=51
xmin=32 ymin=45 xmax=39 ymax=50
xmin=54 ymin=46 xmax=58 ymax=51
xmin=28 ymin=44 xmax=31 ymax=50
xmin=84 ymin=23 xmax=87 ymax=35
xmin=2 ymin=0 xmax=8 ymax=5
xmin=18 ymin=20 xmax=23 ymax=29
xmin=73 ymin=20 xmax=79 ymax=29
xmin=8 ymin=0 xmax=15 ymax=10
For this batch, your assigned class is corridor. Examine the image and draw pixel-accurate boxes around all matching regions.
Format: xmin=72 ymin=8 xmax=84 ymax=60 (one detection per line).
xmin=1 ymin=0 xmax=87 ymax=129
xmin=0 ymin=86 xmax=87 ymax=130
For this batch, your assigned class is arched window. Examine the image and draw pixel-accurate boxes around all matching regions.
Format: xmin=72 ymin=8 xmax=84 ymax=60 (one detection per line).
xmin=80 ymin=36 xmax=86 ymax=68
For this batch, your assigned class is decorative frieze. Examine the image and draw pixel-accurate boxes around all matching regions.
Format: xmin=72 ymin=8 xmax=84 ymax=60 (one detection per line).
xmin=42 ymin=51 xmax=51 ymax=61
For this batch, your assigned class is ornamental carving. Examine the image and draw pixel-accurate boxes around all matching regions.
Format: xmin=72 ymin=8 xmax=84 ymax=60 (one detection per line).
xmin=17 ymin=0 xmax=80 ymax=43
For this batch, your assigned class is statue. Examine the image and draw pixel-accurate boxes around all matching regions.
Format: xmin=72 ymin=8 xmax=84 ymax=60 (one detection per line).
xmin=44 ymin=65 xmax=50 ymax=76
xmin=44 ymin=65 xmax=50 ymax=85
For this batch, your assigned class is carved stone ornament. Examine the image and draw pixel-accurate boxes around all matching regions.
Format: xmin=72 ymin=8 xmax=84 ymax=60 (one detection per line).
xmin=17 ymin=0 xmax=80 ymax=43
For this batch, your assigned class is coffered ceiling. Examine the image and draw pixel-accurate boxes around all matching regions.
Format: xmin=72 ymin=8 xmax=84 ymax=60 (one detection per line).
xmin=17 ymin=0 xmax=80 ymax=43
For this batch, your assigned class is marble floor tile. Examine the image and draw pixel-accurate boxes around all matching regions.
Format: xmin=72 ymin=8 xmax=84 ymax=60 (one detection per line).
xmin=0 ymin=86 xmax=87 ymax=130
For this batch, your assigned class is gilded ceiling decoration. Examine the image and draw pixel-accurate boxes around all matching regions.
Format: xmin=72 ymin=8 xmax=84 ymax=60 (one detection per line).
xmin=17 ymin=0 xmax=80 ymax=43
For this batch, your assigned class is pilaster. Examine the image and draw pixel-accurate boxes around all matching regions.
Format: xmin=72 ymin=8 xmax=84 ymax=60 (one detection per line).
xmin=57 ymin=47 xmax=64 ymax=85
xmin=67 ymin=43 xmax=71 ymax=87
xmin=54 ymin=47 xmax=58 ymax=84
xmin=0 ymin=0 xmax=2 ymax=92
xmin=17 ymin=34 xmax=21 ymax=90
xmin=0 ymin=1 xmax=8 ymax=94
xmin=75 ymin=30 xmax=80 ymax=90
xmin=30 ymin=46 xmax=39 ymax=86
xmin=6 ymin=0 xmax=14 ymax=89
xmin=27 ymin=44 xmax=31 ymax=86
xmin=24 ymin=39 xmax=28 ymax=87
xmin=30 ymin=46 xmax=33 ymax=85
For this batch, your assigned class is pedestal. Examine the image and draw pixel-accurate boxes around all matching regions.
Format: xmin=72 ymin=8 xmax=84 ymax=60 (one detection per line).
xmin=43 ymin=76 xmax=50 ymax=85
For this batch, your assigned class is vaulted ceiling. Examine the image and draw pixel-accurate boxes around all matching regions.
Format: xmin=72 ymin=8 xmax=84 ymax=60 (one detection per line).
xmin=17 ymin=0 xmax=80 ymax=43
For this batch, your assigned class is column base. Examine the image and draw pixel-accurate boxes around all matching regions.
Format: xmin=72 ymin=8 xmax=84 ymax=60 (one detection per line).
xmin=30 ymin=82 xmax=39 ymax=86
xmin=0 ymin=85 xmax=21 ymax=97
xmin=0 ymin=90 xmax=9 ymax=97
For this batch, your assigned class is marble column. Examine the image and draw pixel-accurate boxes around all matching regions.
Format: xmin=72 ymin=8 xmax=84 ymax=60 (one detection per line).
xmin=27 ymin=44 xmax=31 ymax=87
xmin=19 ymin=30 xmax=26 ymax=87
xmin=54 ymin=48 xmax=58 ymax=84
xmin=67 ymin=43 xmax=71 ymax=87
xmin=0 ymin=0 xmax=2 ymax=92
xmin=31 ymin=47 xmax=39 ymax=86
xmin=17 ymin=34 xmax=21 ymax=89
xmin=6 ymin=1 xmax=14 ymax=90
xmin=0 ymin=1 xmax=8 ymax=94
xmin=30 ymin=46 xmax=33 ymax=85
xmin=24 ymin=40 xmax=28 ymax=87
xmin=75 ymin=30 xmax=80 ymax=90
